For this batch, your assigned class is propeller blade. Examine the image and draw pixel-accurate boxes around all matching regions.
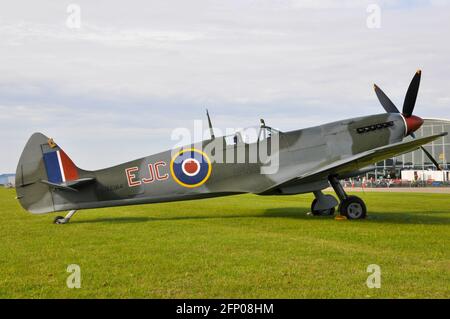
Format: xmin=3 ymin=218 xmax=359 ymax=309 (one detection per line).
xmin=402 ymin=70 xmax=421 ymax=117
xmin=410 ymin=134 xmax=440 ymax=170
xmin=420 ymin=146 xmax=442 ymax=170
xmin=374 ymin=84 xmax=400 ymax=113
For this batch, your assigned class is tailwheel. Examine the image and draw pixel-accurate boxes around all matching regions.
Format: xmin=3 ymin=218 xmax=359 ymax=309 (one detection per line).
xmin=311 ymin=199 xmax=335 ymax=216
xmin=53 ymin=210 xmax=77 ymax=224
xmin=338 ymin=196 xmax=367 ymax=220
xmin=54 ymin=216 xmax=67 ymax=224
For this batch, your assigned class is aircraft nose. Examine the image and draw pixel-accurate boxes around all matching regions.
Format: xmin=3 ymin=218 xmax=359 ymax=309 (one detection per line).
xmin=404 ymin=114 xmax=424 ymax=135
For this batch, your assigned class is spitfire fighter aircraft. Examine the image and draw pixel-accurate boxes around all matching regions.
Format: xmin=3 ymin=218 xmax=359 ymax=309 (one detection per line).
xmin=16 ymin=70 xmax=447 ymax=223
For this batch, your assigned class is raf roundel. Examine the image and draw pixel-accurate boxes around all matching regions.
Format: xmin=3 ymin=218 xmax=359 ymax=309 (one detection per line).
xmin=170 ymin=148 xmax=212 ymax=188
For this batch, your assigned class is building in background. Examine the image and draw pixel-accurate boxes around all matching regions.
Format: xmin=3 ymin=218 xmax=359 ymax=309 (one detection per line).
xmin=0 ymin=174 xmax=15 ymax=187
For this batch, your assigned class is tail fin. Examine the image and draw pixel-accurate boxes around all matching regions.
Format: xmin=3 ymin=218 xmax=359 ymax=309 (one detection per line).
xmin=15 ymin=133 xmax=88 ymax=214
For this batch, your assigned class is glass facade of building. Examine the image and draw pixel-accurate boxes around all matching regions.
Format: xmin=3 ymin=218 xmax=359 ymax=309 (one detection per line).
xmin=371 ymin=118 xmax=450 ymax=178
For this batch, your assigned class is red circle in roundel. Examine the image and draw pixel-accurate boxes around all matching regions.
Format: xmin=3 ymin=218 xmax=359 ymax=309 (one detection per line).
xmin=184 ymin=159 xmax=199 ymax=175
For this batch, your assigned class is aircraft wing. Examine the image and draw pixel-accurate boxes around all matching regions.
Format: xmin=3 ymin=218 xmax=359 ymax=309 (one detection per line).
xmin=262 ymin=132 xmax=447 ymax=192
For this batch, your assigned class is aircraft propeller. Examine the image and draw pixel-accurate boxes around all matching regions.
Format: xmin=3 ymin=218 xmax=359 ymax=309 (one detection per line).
xmin=373 ymin=70 xmax=442 ymax=170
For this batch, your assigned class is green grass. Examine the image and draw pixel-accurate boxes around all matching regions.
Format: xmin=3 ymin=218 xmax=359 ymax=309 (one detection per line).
xmin=0 ymin=188 xmax=449 ymax=298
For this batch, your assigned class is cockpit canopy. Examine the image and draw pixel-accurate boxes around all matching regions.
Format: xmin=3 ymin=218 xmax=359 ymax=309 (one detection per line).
xmin=224 ymin=125 xmax=281 ymax=145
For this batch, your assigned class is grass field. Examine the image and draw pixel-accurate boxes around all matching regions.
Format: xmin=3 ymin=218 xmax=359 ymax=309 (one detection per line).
xmin=0 ymin=188 xmax=449 ymax=298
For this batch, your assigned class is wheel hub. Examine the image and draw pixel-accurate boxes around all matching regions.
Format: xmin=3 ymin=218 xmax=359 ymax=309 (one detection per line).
xmin=347 ymin=203 xmax=363 ymax=218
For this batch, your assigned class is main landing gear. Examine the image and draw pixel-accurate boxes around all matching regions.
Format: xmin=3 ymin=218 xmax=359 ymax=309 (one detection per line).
xmin=310 ymin=177 xmax=367 ymax=220
xmin=328 ymin=176 xmax=367 ymax=220
xmin=54 ymin=210 xmax=77 ymax=224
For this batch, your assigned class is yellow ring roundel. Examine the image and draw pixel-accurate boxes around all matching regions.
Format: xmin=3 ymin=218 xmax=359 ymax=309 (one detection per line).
xmin=170 ymin=148 xmax=212 ymax=188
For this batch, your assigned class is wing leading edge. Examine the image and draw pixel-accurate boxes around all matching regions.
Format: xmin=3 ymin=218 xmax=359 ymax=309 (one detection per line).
xmin=262 ymin=132 xmax=447 ymax=193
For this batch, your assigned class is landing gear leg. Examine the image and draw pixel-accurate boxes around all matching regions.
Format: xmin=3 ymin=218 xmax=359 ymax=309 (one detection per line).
xmin=328 ymin=176 xmax=367 ymax=220
xmin=54 ymin=210 xmax=77 ymax=224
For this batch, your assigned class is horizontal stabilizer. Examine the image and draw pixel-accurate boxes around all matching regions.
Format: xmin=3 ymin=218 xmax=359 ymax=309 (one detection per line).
xmin=40 ymin=177 xmax=96 ymax=192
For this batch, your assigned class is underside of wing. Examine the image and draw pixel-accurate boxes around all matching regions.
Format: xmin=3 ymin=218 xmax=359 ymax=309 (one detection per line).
xmin=261 ymin=132 xmax=447 ymax=194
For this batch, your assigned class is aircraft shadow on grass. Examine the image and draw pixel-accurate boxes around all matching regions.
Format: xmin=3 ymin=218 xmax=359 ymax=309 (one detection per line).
xmin=70 ymin=211 xmax=273 ymax=224
xmin=70 ymin=207 xmax=449 ymax=225
xmin=264 ymin=207 xmax=450 ymax=225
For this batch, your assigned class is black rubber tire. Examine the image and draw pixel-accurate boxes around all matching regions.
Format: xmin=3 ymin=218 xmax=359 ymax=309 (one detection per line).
xmin=53 ymin=216 xmax=64 ymax=224
xmin=338 ymin=196 xmax=367 ymax=219
xmin=311 ymin=199 xmax=336 ymax=216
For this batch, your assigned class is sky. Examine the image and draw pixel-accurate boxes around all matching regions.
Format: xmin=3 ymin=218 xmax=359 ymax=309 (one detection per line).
xmin=0 ymin=0 xmax=449 ymax=172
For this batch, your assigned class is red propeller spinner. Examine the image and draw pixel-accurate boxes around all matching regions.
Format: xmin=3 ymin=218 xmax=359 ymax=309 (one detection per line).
xmin=404 ymin=114 xmax=423 ymax=135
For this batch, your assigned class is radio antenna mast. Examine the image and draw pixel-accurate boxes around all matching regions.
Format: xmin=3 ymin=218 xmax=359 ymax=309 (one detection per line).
xmin=206 ymin=109 xmax=215 ymax=139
